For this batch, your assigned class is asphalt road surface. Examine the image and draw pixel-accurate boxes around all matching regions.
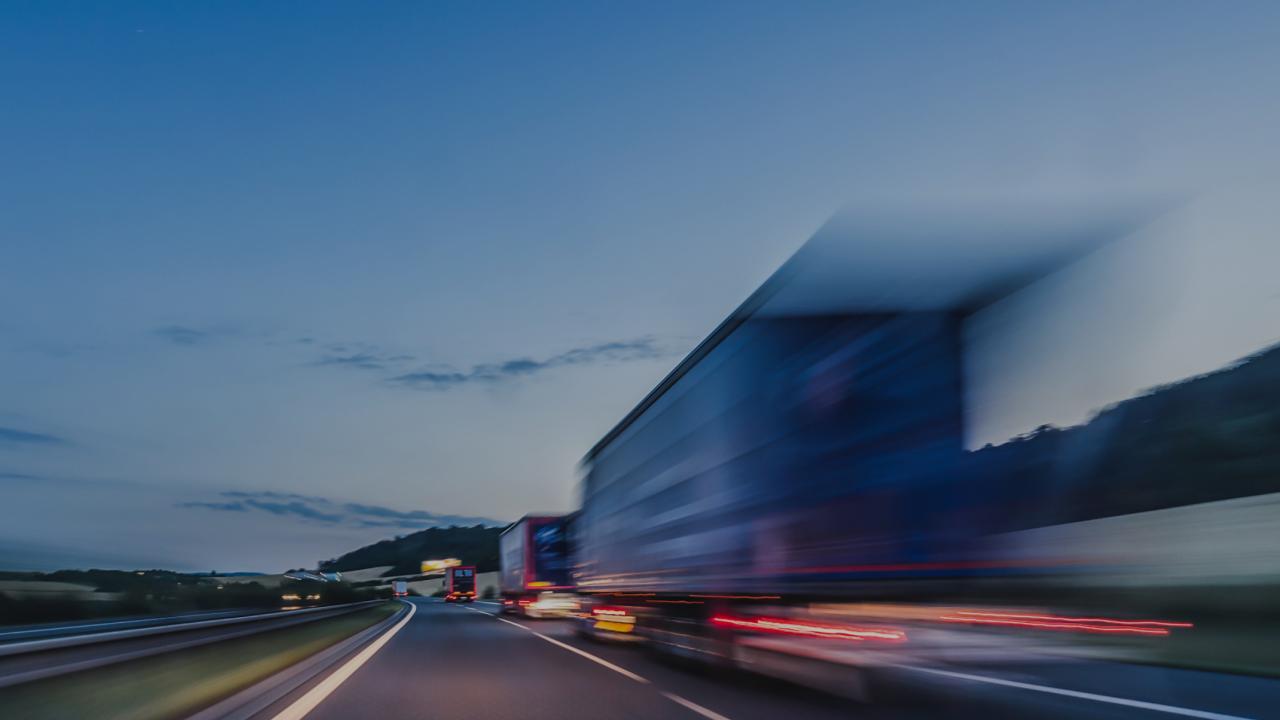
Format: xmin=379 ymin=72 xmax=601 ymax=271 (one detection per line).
xmin=277 ymin=599 xmax=1277 ymax=720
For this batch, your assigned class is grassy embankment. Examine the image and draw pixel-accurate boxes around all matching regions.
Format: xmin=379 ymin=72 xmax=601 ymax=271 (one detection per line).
xmin=0 ymin=602 xmax=400 ymax=720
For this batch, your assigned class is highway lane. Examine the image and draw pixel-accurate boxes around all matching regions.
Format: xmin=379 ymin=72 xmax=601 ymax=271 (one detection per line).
xmin=283 ymin=599 xmax=1276 ymax=720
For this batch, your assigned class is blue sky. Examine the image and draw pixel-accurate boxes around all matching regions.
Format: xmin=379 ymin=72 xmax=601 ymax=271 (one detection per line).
xmin=3 ymin=1 xmax=1279 ymax=571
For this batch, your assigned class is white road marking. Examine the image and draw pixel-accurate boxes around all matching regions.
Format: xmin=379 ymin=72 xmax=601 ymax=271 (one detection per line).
xmin=473 ymin=606 xmax=741 ymax=720
xmin=661 ymin=691 xmax=734 ymax=720
xmin=269 ymin=601 xmax=416 ymax=720
xmin=528 ymin=630 xmax=651 ymax=684
xmin=896 ymin=665 xmax=1255 ymax=720
xmin=477 ymin=610 xmax=650 ymax=683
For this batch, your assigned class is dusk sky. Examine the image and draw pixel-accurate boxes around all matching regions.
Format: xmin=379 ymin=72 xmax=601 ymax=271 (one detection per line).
xmin=3 ymin=2 xmax=1279 ymax=571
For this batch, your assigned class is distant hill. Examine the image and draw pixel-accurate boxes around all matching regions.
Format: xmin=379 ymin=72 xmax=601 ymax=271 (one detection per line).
xmin=319 ymin=525 xmax=504 ymax=576
xmin=956 ymin=340 xmax=1280 ymax=532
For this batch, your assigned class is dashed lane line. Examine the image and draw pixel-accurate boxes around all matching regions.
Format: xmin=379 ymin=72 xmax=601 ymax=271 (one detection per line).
xmin=894 ymin=665 xmax=1256 ymax=720
xmin=464 ymin=606 xmax=740 ymax=719
xmin=660 ymin=691 xmax=734 ymax=720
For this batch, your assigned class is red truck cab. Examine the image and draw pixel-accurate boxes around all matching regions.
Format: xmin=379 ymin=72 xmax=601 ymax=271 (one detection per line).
xmin=444 ymin=566 xmax=477 ymax=603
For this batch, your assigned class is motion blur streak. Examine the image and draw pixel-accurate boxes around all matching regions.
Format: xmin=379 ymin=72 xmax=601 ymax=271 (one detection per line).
xmin=938 ymin=616 xmax=1171 ymax=636
xmin=950 ymin=610 xmax=1194 ymax=628
xmin=591 ymin=607 xmax=631 ymax=617
xmin=710 ymin=616 xmax=906 ymax=642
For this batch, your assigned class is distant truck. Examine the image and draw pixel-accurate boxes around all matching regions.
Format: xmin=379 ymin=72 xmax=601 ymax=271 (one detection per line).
xmin=499 ymin=514 xmax=577 ymax=617
xmin=444 ymin=566 xmax=476 ymax=603
xmin=392 ymin=580 xmax=408 ymax=597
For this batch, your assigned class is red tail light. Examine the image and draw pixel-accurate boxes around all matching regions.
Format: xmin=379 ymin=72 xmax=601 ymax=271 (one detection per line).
xmin=591 ymin=606 xmax=631 ymax=617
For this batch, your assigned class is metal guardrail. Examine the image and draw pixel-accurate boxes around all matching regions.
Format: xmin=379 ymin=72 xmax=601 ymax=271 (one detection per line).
xmin=188 ymin=600 xmax=414 ymax=720
xmin=0 ymin=600 xmax=384 ymax=658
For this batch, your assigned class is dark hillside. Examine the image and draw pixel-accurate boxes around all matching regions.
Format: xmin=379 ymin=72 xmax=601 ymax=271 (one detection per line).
xmin=319 ymin=525 xmax=503 ymax=575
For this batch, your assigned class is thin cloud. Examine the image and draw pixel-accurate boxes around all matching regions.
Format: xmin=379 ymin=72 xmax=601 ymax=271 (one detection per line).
xmin=154 ymin=325 xmax=212 ymax=346
xmin=178 ymin=500 xmax=247 ymax=512
xmin=308 ymin=339 xmax=416 ymax=372
xmin=0 ymin=426 xmax=68 ymax=447
xmin=315 ymin=352 xmax=416 ymax=371
xmin=391 ymin=337 xmax=664 ymax=390
xmin=178 ymin=491 xmax=501 ymax=529
xmin=342 ymin=502 xmax=495 ymax=527
xmin=242 ymin=499 xmax=344 ymax=523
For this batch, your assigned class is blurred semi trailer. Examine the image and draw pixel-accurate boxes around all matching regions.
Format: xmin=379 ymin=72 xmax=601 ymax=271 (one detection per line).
xmin=499 ymin=514 xmax=578 ymax=617
xmin=570 ymin=190 xmax=1280 ymax=695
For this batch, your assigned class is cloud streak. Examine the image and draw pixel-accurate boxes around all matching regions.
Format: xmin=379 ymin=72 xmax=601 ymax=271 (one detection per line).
xmin=154 ymin=325 xmax=213 ymax=346
xmin=178 ymin=491 xmax=501 ymax=530
xmin=315 ymin=351 xmax=416 ymax=371
xmin=390 ymin=337 xmax=664 ymax=390
xmin=0 ymin=426 xmax=68 ymax=447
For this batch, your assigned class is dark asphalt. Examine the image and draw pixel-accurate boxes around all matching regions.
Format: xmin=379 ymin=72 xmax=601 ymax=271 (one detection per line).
xmin=290 ymin=599 xmax=1277 ymax=720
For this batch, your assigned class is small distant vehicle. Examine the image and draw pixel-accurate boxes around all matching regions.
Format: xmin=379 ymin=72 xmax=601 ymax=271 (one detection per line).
xmin=444 ymin=566 xmax=476 ymax=603
xmin=393 ymin=580 xmax=408 ymax=597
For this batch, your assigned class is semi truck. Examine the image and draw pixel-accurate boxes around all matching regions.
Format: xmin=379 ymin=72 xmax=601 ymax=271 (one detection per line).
xmin=392 ymin=580 xmax=408 ymax=597
xmin=499 ymin=514 xmax=577 ymax=617
xmin=568 ymin=195 xmax=1274 ymax=696
xmin=443 ymin=565 xmax=476 ymax=603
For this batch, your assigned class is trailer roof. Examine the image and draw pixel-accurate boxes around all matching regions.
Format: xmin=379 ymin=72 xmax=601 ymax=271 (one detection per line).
xmin=582 ymin=191 xmax=1172 ymax=465
xmin=498 ymin=513 xmax=570 ymax=536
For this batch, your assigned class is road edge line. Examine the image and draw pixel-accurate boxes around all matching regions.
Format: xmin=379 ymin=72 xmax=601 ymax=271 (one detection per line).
xmin=268 ymin=600 xmax=417 ymax=720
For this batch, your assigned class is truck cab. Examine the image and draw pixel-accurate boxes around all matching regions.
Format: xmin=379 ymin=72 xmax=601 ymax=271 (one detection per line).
xmin=444 ymin=566 xmax=476 ymax=603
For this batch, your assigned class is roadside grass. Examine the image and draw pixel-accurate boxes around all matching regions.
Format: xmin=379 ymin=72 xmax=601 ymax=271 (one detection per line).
xmin=0 ymin=602 xmax=399 ymax=720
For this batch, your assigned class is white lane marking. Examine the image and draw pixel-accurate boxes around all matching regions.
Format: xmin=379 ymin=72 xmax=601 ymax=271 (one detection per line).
xmin=528 ymin=630 xmax=652 ymax=684
xmin=473 ymin=607 xmax=742 ymax=720
xmin=896 ymin=665 xmax=1255 ymax=720
xmin=482 ymin=610 xmax=648 ymax=683
xmin=661 ymin=691 xmax=733 ymax=720
xmin=270 ymin=601 xmax=416 ymax=720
